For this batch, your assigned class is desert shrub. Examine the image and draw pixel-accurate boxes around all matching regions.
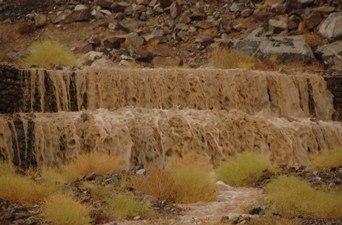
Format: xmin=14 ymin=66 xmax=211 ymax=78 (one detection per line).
xmin=309 ymin=148 xmax=342 ymax=170
xmin=0 ymin=173 xmax=55 ymax=204
xmin=41 ymin=166 xmax=67 ymax=184
xmin=246 ymin=219 xmax=299 ymax=225
xmin=209 ymin=46 xmax=267 ymax=70
xmin=60 ymin=151 xmax=127 ymax=181
xmin=266 ymin=176 xmax=342 ymax=218
xmin=132 ymin=155 xmax=216 ymax=203
xmin=131 ymin=165 xmax=176 ymax=202
xmin=171 ymin=165 xmax=216 ymax=203
xmin=85 ymin=183 xmax=113 ymax=200
xmin=216 ymin=152 xmax=277 ymax=187
xmin=108 ymin=192 xmax=155 ymax=220
xmin=21 ymin=40 xmax=79 ymax=67
xmin=0 ymin=160 xmax=16 ymax=176
xmin=43 ymin=194 xmax=91 ymax=225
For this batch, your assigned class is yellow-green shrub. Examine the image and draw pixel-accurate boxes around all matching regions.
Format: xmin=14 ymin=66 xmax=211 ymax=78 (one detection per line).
xmin=22 ymin=40 xmax=79 ymax=67
xmin=0 ymin=174 xmax=55 ymax=204
xmin=216 ymin=152 xmax=277 ymax=186
xmin=0 ymin=160 xmax=16 ymax=176
xmin=309 ymin=148 xmax=342 ymax=170
xmin=171 ymin=165 xmax=216 ymax=203
xmin=108 ymin=192 xmax=155 ymax=220
xmin=43 ymin=194 xmax=91 ymax=225
xmin=266 ymin=176 xmax=342 ymax=218
xmin=131 ymin=165 xmax=176 ymax=202
xmin=60 ymin=151 xmax=127 ymax=181
xmin=132 ymin=156 xmax=216 ymax=204
xmin=209 ymin=46 xmax=267 ymax=70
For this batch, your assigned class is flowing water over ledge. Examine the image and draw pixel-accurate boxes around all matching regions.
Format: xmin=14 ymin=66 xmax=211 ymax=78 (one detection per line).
xmin=0 ymin=65 xmax=341 ymax=169
xmin=0 ymin=66 xmax=339 ymax=120
xmin=1 ymin=108 xmax=341 ymax=169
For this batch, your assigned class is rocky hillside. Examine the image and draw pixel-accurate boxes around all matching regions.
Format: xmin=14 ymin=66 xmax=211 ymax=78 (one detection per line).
xmin=0 ymin=0 xmax=341 ymax=70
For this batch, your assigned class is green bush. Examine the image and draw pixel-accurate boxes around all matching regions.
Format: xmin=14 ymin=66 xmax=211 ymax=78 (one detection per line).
xmin=266 ymin=176 xmax=342 ymax=218
xmin=22 ymin=40 xmax=79 ymax=67
xmin=216 ymin=152 xmax=277 ymax=186
xmin=309 ymin=148 xmax=342 ymax=170
xmin=108 ymin=192 xmax=155 ymax=220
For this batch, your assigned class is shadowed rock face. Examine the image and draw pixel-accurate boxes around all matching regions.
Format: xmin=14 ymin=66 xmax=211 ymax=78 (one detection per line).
xmin=0 ymin=65 xmax=341 ymax=169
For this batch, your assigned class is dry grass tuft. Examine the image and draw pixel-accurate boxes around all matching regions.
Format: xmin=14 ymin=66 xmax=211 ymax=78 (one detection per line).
xmin=86 ymin=183 xmax=113 ymax=200
xmin=108 ymin=192 xmax=155 ymax=220
xmin=131 ymin=165 xmax=176 ymax=202
xmin=43 ymin=194 xmax=91 ymax=225
xmin=166 ymin=153 xmax=213 ymax=173
xmin=21 ymin=40 xmax=79 ymax=67
xmin=171 ymin=165 xmax=216 ymax=203
xmin=0 ymin=173 xmax=56 ymax=204
xmin=266 ymin=176 xmax=342 ymax=218
xmin=0 ymin=160 xmax=16 ymax=176
xmin=132 ymin=155 xmax=216 ymax=203
xmin=209 ymin=46 xmax=267 ymax=70
xmin=60 ymin=151 xmax=127 ymax=181
xmin=309 ymin=148 xmax=342 ymax=170
xmin=246 ymin=219 xmax=299 ymax=225
xmin=216 ymin=152 xmax=277 ymax=187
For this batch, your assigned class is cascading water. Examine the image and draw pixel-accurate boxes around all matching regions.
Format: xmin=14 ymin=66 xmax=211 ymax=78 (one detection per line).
xmin=0 ymin=66 xmax=341 ymax=169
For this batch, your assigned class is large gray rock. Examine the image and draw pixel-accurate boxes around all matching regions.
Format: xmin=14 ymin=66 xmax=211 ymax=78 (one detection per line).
xmin=319 ymin=12 xmax=342 ymax=40
xmin=226 ymin=36 xmax=314 ymax=64
xmin=316 ymin=41 xmax=342 ymax=70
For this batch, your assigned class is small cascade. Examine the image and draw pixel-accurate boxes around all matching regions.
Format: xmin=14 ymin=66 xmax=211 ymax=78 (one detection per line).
xmin=0 ymin=65 xmax=341 ymax=169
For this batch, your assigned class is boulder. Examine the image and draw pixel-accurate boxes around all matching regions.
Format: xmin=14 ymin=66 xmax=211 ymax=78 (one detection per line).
xmin=226 ymin=35 xmax=314 ymax=64
xmin=316 ymin=41 xmax=342 ymax=70
xmin=64 ymin=8 xmax=91 ymax=23
xmin=34 ymin=14 xmax=47 ymax=27
xmin=319 ymin=12 xmax=342 ymax=40
xmin=103 ymin=37 xmax=126 ymax=49
xmin=125 ymin=33 xmax=144 ymax=50
xmin=304 ymin=11 xmax=322 ymax=30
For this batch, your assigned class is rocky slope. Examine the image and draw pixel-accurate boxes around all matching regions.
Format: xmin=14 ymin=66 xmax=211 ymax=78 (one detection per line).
xmin=0 ymin=0 xmax=341 ymax=70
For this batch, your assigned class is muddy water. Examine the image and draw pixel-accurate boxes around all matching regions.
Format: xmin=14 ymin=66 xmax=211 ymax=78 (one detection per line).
xmin=1 ymin=108 xmax=341 ymax=168
xmin=22 ymin=68 xmax=335 ymax=120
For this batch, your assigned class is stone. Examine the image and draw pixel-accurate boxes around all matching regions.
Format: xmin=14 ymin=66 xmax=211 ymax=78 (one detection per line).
xmin=34 ymin=14 xmax=47 ymax=27
xmin=170 ymin=2 xmax=181 ymax=19
xmin=125 ymin=33 xmax=144 ymax=49
xmin=316 ymin=41 xmax=342 ymax=69
xmin=197 ymin=20 xmax=214 ymax=29
xmin=160 ymin=0 xmax=172 ymax=9
xmin=103 ymin=37 xmax=126 ymax=49
xmin=152 ymin=56 xmax=182 ymax=67
xmin=269 ymin=17 xmax=288 ymax=31
xmin=111 ymin=2 xmax=130 ymax=13
xmin=83 ymin=51 xmax=104 ymax=61
xmin=95 ymin=0 xmax=113 ymax=9
xmin=241 ymin=9 xmax=253 ymax=18
xmin=190 ymin=8 xmax=206 ymax=20
xmin=74 ymin=4 xmax=88 ymax=11
xmin=89 ymin=37 xmax=101 ymax=48
xmin=136 ymin=169 xmax=146 ymax=175
xmin=135 ymin=48 xmax=153 ymax=62
xmin=319 ymin=12 xmax=342 ymax=40
xmin=312 ymin=6 xmax=336 ymax=14
xmin=304 ymin=12 xmax=322 ymax=30
xmin=229 ymin=2 xmax=243 ymax=13
xmin=64 ymin=8 xmax=91 ymax=23
xmin=101 ymin=9 xmax=112 ymax=16
xmin=228 ymin=35 xmax=314 ymax=64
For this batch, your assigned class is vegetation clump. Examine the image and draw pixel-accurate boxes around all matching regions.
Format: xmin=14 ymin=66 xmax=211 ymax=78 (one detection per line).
xmin=60 ymin=151 xmax=127 ymax=181
xmin=43 ymin=194 xmax=91 ymax=225
xmin=108 ymin=192 xmax=155 ymax=220
xmin=132 ymin=155 xmax=216 ymax=203
xmin=0 ymin=161 xmax=55 ymax=204
xmin=266 ymin=176 xmax=342 ymax=218
xmin=216 ymin=152 xmax=277 ymax=186
xmin=21 ymin=40 xmax=79 ymax=67
xmin=309 ymin=148 xmax=342 ymax=170
xmin=209 ymin=46 xmax=267 ymax=70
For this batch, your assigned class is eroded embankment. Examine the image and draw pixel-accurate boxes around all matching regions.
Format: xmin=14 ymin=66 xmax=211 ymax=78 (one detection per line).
xmin=1 ymin=108 xmax=341 ymax=169
xmin=0 ymin=66 xmax=339 ymax=120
